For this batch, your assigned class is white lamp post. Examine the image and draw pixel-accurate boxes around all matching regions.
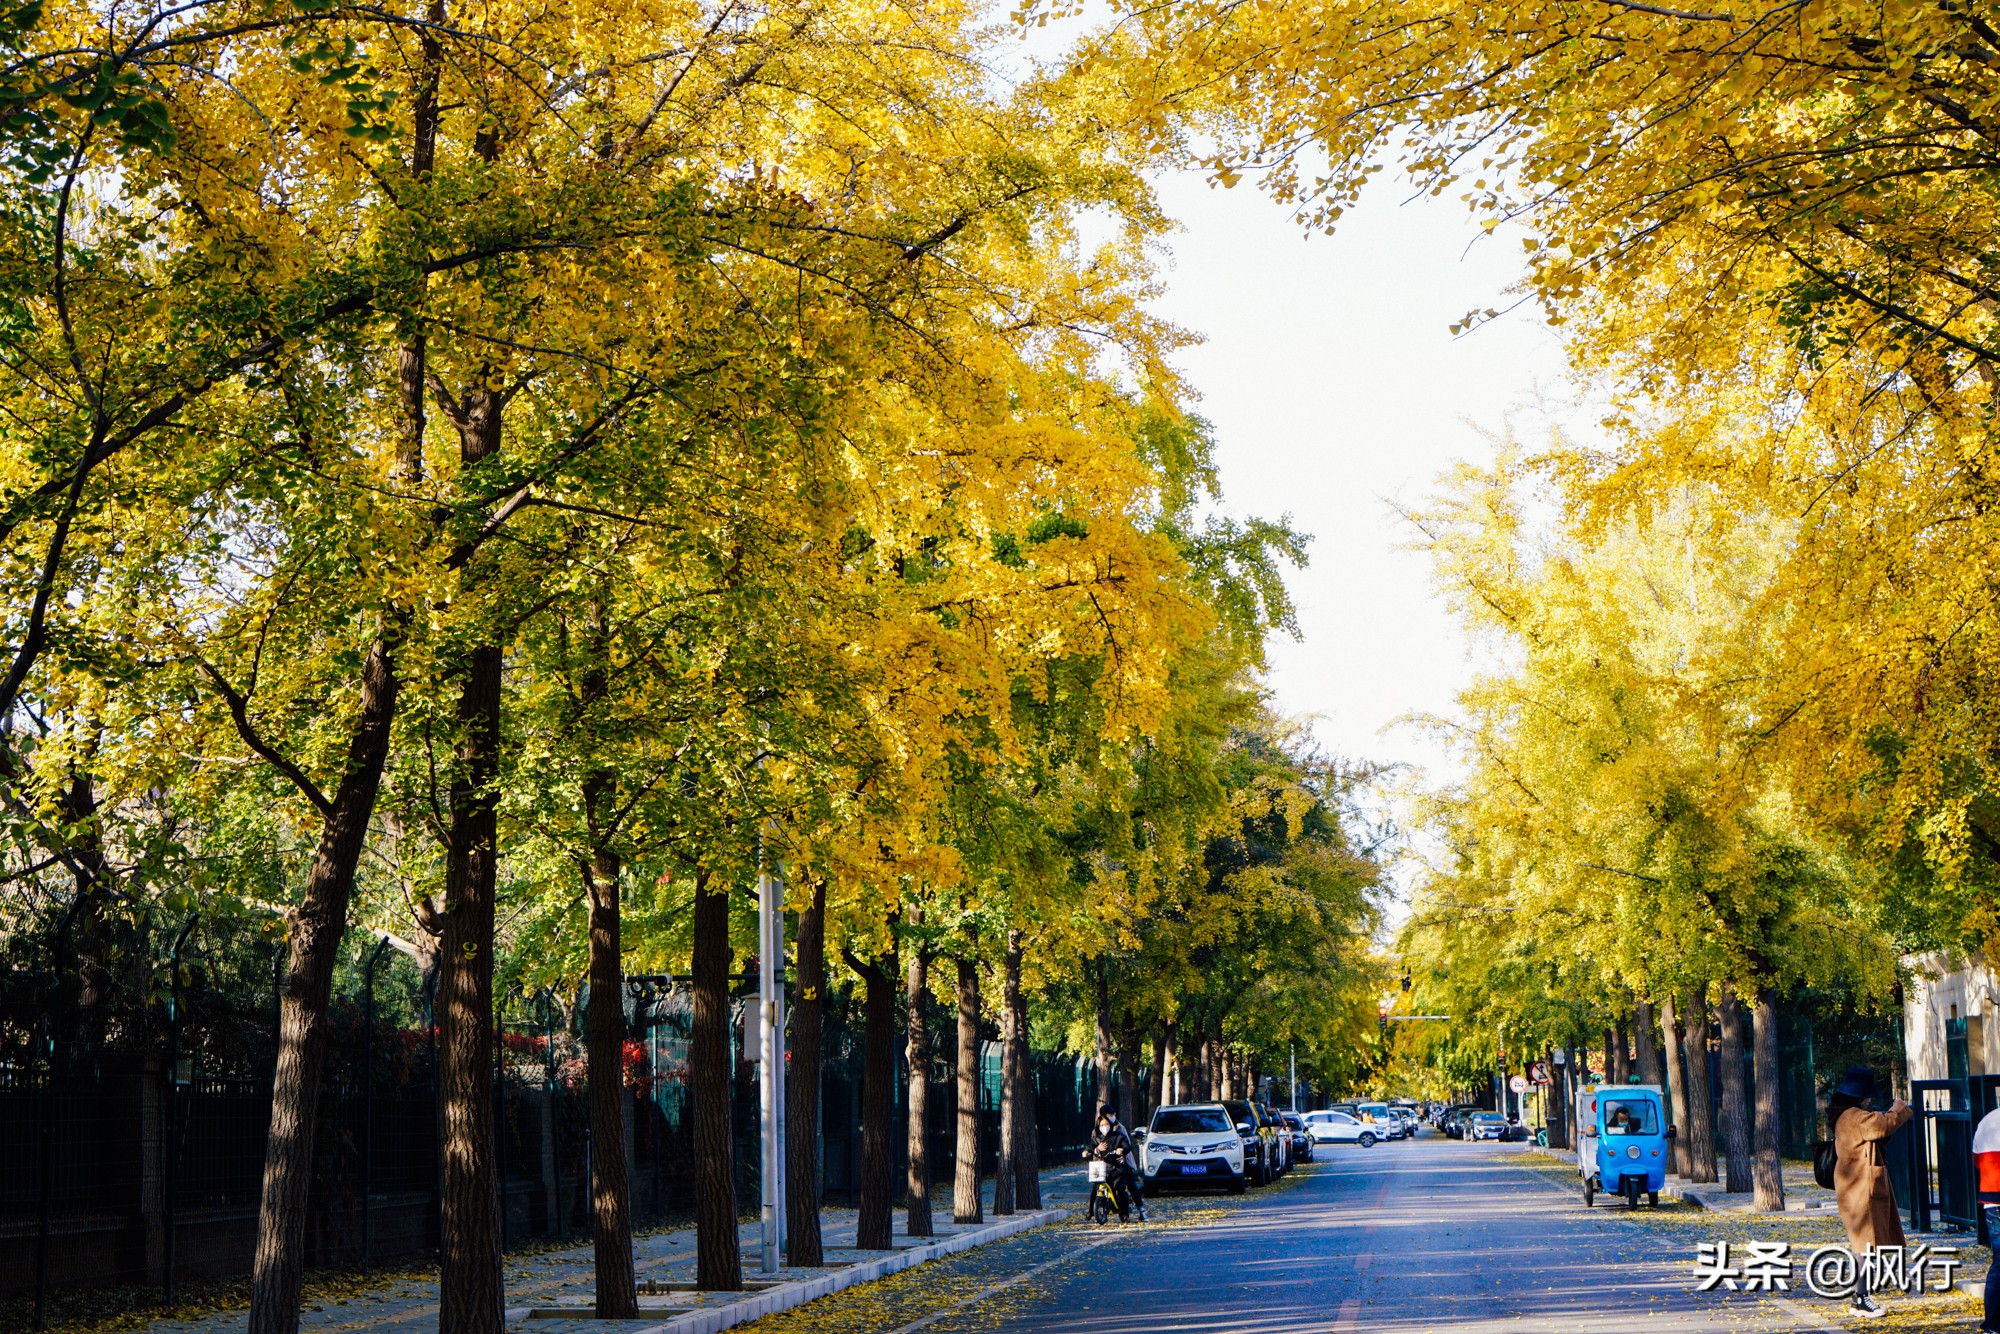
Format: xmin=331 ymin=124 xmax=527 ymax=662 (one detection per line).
xmin=756 ymin=838 xmax=787 ymax=1273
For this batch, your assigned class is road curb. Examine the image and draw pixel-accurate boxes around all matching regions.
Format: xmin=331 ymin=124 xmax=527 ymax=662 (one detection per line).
xmin=515 ymin=1208 xmax=1069 ymax=1332
xmin=1676 ymin=1186 xmax=1840 ymax=1214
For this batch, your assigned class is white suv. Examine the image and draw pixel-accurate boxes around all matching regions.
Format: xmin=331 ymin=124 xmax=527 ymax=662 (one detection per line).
xmin=1140 ymin=1103 xmax=1249 ymax=1195
xmin=1304 ymin=1110 xmax=1382 ymax=1147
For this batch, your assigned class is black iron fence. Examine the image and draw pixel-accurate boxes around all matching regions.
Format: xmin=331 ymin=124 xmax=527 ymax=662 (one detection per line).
xmin=0 ymin=921 xmax=1113 ymax=1314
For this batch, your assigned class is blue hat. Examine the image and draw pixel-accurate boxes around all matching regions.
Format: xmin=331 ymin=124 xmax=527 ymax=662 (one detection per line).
xmin=1833 ymin=1067 xmax=1878 ymax=1101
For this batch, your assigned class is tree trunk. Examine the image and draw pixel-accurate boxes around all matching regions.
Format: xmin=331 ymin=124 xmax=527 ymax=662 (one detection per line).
xmin=1116 ymin=1026 xmax=1142 ymax=1131
xmin=581 ymin=776 xmax=635 ymax=1318
xmin=1148 ymin=1023 xmax=1173 ymax=1122
xmin=1093 ymin=966 xmax=1113 ymax=1113
xmin=245 ymin=633 xmax=400 ymax=1334
xmin=1633 ymin=999 xmax=1663 ymax=1088
xmin=953 ymin=954 xmax=982 ymax=1224
xmin=904 ymin=943 xmax=933 ymax=1238
xmin=55 ymin=761 xmax=120 ymax=1051
xmin=690 ymin=869 xmax=740 ymax=1291
xmin=1544 ymin=1049 xmax=1569 ymax=1151
xmin=992 ymin=955 xmax=1018 ymax=1217
xmin=784 ymin=875 xmax=825 ymax=1266
xmin=1718 ymin=982 xmax=1752 ymax=1193
xmin=1751 ymin=988 xmax=1786 ymax=1212
xmin=1659 ymin=995 xmax=1693 ymax=1178
xmin=856 ymin=947 xmax=898 ymax=1248
xmin=1891 ymin=980 xmax=1911 ymax=1101
xmin=1007 ymin=937 xmax=1040 ymax=1209
xmin=1197 ymin=1032 xmax=1215 ymax=1101
xmin=436 ymin=632 xmax=505 ymax=1334
xmin=1603 ymin=1025 xmax=1621 ymax=1085
xmin=1679 ymin=991 xmax=1718 ymax=1183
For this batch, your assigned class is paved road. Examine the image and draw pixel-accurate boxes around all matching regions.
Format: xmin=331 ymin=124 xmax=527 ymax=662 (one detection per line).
xmin=860 ymin=1136 xmax=1859 ymax=1334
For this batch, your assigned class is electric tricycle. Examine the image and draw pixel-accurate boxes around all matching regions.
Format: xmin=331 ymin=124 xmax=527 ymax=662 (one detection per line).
xmin=1576 ymin=1082 xmax=1672 ymax=1209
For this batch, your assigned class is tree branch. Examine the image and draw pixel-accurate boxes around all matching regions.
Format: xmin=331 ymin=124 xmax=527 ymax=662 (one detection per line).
xmin=193 ymin=657 xmax=332 ymax=816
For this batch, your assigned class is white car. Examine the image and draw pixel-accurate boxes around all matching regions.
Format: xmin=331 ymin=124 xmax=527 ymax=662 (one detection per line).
xmin=1356 ymin=1102 xmax=1406 ymax=1139
xmin=1139 ymin=1102 xmax=1248 ymax=1194
xmin=1303 ymin=1110 xmax=1381 ymax=1147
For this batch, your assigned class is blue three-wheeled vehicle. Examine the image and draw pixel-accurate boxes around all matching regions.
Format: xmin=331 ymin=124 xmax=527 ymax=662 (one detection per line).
xmin=1575 ymin=1082 xmax=1671 ymax=1209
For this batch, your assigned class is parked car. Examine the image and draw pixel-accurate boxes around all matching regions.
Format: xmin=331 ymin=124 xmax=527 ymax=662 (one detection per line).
xmin=1356 ymin=1103 xmax=1408 ymax=1140
xmin=1259 ymin=1103 xmax=1292 ymax=1174
xmin=1445 ymin=1103 xmax=1480 ymax=1130
xmin=1443 ymin=1105 xmax=1481 ymax=1138
xmin=1302 ymin=1110 xmax=1347 ymax=1145
xmin=1467 ymin=1111 xmax=1509 ymax=1141
xmin=1138 ymin=1102 xmax=1248 ymax=1196
xmin=1222 ymin=1099 xmax=1276 ymax=1184
xmin=1280 ymin=1110 xmax=1314 ymax=1162
xmin=1304 ymin=1109 xmax=1381 ymax=1147
xmin=1389 ymin=1107 xmax=1420 ymax=1138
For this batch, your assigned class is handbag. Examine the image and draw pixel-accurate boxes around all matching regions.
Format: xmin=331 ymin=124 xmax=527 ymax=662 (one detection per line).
xmin=1812 ymin=1139 xmax=1836 ymax=1190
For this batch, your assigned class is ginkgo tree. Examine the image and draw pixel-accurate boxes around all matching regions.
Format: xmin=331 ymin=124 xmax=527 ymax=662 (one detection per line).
xmin=0 ymin=3 xmax=1406 ymax=1330
xmin=1399 ymin=452 xmax=1898 ymax=1207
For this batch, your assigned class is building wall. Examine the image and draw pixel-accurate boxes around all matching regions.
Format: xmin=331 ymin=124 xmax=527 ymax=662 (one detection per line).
xmin=1903 ymin=950 xmax=1997 ymax=1084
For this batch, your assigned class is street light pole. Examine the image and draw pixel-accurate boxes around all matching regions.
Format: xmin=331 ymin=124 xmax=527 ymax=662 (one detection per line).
xmin=771 ymin=850 xmax=787 ymax=1259
xmin=757 ymin=834 xmax=786 ymax=1273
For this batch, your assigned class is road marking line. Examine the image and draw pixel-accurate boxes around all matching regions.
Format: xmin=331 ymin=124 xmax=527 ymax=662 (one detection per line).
xmin=1333 ymin=1296 xmax=1361 ymax=1331
xmin=1353 ymin=1252 xmax=1372 ymax=1271
xmin=877 ymin=1234 xmax=1121 ymax=1334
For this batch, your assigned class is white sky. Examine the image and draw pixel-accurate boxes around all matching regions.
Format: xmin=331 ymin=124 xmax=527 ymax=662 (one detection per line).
xmin=996 ymin=18 xmax=1578 ymax=891
xmin=1143 ymin=168 xmax=1568 ymax=819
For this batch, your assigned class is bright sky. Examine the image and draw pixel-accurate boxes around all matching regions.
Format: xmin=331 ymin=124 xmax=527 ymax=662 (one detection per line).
xmin=994 ymin=20 xmax=1577 ymax=887
xmin=1145 ymin=168 xmax=1569 ymax=805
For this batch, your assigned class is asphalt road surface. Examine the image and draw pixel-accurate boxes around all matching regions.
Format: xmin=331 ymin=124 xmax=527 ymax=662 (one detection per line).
xmin=861 ymin=1134 xmax=1864 ymax=1334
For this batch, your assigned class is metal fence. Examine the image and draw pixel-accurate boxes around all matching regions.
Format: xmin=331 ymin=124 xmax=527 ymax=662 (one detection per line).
xmin=0 ymin=921 xmax=1112 ymax=1316
xmin=1900 ymin=1073 xmax=2000 ymax=1239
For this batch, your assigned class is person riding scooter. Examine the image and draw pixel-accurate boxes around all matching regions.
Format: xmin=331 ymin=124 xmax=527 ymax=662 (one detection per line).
xmin=1087 ymin=1104 xmax=1146 ymax=1222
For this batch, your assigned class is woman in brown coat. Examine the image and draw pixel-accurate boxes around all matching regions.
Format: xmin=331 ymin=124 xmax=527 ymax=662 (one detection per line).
xmin=1829 ymin=1066 xmax=1912 ymax=1320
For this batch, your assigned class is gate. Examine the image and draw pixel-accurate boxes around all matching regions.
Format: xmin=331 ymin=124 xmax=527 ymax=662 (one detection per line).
xmin=1909 ymin=1078 xmax=1986 ymax=1236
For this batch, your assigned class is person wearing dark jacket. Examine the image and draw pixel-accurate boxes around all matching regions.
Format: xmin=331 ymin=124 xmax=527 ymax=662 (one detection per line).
xmin=1087 ymin=1104 xmax=1145 ymax=1223
xmin=1826 ymin=1066 xmax=1912 ymax=1321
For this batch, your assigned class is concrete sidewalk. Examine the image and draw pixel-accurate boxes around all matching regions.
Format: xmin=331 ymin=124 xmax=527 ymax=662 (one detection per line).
xmin=510 ymin=1206 xmax=1068 ymax=1334
xmin=133 ymin=1168 xmax=1089 ymax=1334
